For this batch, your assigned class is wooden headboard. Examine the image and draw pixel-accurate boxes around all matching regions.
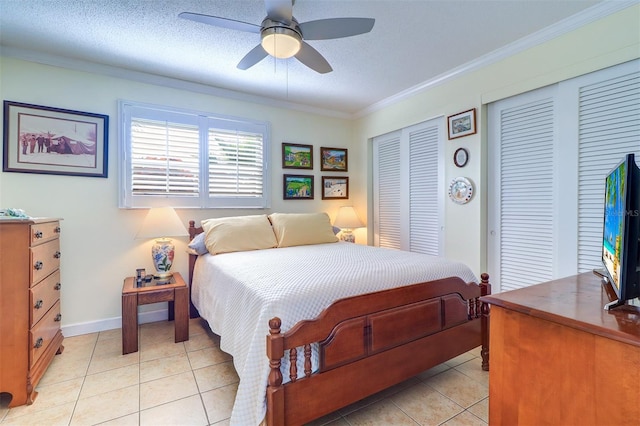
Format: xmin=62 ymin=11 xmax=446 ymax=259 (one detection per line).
xmin=188 ymin=220 xmax=203 ymax=318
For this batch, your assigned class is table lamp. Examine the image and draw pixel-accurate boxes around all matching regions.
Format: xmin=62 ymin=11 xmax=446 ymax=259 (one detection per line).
xmin=333 ymin=206 xmax=365 ymax=243
xmin=136 ymin=207 xmax=188 ymax=278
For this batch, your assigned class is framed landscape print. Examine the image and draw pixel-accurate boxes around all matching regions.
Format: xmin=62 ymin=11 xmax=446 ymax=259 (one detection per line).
xmin=283 ymin=174 xmax=314 ymax=199
xmin=282 ymin=143 xmax=313 ymax=169
xmin=3 ymin=101 xmax=109 ymax=177
xmin=322 ymin=176 xmax=349 ymax=200
xmin=447 ymin=108 xmax=476 ymax=140
xmin=320 ymin=147 xmax=348 ymax=171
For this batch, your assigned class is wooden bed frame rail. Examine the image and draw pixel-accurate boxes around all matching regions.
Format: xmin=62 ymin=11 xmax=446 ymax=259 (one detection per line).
xmin=266 ymin=274 xmax=490 ymax=425
xmin=187 ymin=220 xmax=490 ymax=426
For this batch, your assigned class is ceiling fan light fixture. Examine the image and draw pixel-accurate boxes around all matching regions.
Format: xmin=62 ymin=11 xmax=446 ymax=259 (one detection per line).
xmin=261 ymin=26 xmax=301 ymax=59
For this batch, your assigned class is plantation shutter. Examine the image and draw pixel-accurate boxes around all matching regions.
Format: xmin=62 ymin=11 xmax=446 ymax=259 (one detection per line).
xmin=373 ymin=132 xmax=403 ymax=249
xmin=208 ymin=127 xmax=265 ymax=200
xmin=120 ymin=101 xmax=269 ymax=209
xmin=577 ymin=70 xmax=640 ymax=272
xmin=130 ymin=117 xmax=200 ymax=198
xmin=409 ymin=124 xmax=440 ymax=255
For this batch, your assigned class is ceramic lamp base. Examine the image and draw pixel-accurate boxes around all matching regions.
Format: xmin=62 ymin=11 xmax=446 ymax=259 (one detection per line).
xmin=151 ymin=238 xmax=175 ymax=278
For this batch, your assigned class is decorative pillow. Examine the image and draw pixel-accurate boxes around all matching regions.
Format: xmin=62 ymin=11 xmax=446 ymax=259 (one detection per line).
xmin=268 ymin=212 xmax=338 ymax=248
xmin=202 ymin=215 xmax=277 ymax=255
xmin=187 ymin=232 xmax=208 ymax=256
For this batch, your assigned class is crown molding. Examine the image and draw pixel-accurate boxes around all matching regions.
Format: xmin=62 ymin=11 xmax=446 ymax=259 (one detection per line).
xmin=0 ymin=45 xmax=352 ymax=120
xmin=353 ymin=0 xmax=638 ymax=119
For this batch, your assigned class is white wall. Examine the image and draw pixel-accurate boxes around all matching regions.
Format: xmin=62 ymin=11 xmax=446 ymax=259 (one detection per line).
xmin=1 ymin=4 xmax=638 ymax=334
xmin=0 ymin=57 xmax=354 ymax=334
xmin=352 ymin=4 xmax=640 ymax=279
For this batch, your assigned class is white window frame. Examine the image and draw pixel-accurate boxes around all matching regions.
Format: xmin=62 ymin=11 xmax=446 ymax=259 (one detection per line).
xmin=118 ymin=100 xmax=270 ymax=209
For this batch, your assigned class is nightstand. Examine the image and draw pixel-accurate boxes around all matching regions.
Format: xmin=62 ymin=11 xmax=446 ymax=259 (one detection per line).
xmin=121 ymin=271 xmax=189 ymax=355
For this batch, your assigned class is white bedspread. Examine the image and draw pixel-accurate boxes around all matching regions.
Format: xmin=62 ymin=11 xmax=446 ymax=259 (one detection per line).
xmin=191 ymin=242 xmax=477 ymax=425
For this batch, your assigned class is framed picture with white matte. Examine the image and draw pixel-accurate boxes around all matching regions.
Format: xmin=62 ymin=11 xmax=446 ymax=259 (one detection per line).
xmin=322 ymin=176 xmax=349 ymax=200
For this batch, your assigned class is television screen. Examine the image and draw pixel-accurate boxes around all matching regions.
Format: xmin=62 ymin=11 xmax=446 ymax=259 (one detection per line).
xmin=602 ymin=159 xmax=627 ymax=293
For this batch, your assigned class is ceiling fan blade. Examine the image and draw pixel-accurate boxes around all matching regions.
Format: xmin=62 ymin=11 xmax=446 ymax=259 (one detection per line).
xmin=295 ymin=42 xmax=332 ymax=74
xmin=237 ymin=44 xmax=269 ymax=70
xmin=299 ymin=18 xmax=375 ymax=40
xmin=264 ymin=0 xmax=293 ymax=23
xmin=179 ymin=12 xmax=260 ymax=34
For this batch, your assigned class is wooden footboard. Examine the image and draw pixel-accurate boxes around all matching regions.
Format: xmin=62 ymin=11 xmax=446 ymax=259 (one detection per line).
xmin=265 ymin=274 xmax=490 ymax=426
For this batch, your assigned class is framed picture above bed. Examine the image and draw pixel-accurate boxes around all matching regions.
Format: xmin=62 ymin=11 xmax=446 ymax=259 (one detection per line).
xmin=320 ymin=147 xmax=348 ymax=171
xmin=282 ymin=143 xmax=313 ymax=169
xmin=322 ymin=176 xmax=349 ymax=199
xmin=283 ymin=174 xmax=314 ymax=199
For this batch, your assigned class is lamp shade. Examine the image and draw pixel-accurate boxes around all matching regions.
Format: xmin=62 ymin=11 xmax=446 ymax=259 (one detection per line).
xmin=333 ymin=206 xmax=364 ymax=230
xmin=135 ymin=207 xmax=188 ymax=239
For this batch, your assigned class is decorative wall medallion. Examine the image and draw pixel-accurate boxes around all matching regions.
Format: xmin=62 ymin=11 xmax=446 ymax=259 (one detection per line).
xmin=448 ymin=177 xmax=474 ymax=204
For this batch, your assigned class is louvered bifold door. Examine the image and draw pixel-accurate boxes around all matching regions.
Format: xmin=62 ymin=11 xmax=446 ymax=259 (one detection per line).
xmin=577 ymin=68 xmax=640 ymax=272
xmin=408 ymin=124 xmax=441 ymax=255
xmin=373 ymin=132 xmax=403 ymax=249
xmin=489 ymin=91 xmax=556 ymax=292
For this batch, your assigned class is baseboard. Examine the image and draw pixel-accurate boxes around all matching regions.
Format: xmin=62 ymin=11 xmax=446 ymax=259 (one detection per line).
xmin=61 ymin=308 xmax=169 ymax=337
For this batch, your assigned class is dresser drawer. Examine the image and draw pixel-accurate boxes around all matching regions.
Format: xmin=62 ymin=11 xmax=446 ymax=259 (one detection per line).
xmin=30 ymin=300 xmax=61 ymax=368
xmin=31 ymin=221 xmax=61 ymax=246
xmin=30 ymin=271 xmax=62 ymax=326
xmin=30 ymin=239 xmax=61 ymax=285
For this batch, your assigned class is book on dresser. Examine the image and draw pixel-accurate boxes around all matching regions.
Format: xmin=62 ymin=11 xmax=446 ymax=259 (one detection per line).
xmin=0 ymin=218 xmax=65 ymax=407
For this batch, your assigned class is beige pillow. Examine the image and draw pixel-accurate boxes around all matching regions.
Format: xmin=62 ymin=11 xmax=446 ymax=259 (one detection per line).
xmin=202 ymin=215 xmax=277 ymax=255
xmin=268 ymin=212 xmax=338 ymax=248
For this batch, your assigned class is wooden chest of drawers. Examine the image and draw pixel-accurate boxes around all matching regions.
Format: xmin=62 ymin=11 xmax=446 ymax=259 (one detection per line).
xmin=0 ymin=218 xmax=64 ymax=407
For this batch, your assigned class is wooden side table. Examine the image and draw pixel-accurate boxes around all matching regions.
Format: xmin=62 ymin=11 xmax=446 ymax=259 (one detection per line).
xmin=121 ymin=272 xmax=189 ymax=355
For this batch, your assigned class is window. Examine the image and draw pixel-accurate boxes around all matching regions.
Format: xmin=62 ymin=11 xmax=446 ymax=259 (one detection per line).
xmin=119 ymin=101 xmax=270 ymax=208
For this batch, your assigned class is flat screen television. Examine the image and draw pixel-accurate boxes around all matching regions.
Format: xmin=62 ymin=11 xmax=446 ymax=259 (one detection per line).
xmin=601 ymin=153 xmax=640 ymax=310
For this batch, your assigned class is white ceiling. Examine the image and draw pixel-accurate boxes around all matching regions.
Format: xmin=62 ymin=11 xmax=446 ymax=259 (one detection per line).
xmin=0 ymin=0 xmax=625 ymax=116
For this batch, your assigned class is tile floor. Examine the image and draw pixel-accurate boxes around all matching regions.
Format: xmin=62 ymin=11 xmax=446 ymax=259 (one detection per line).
xmin=0 ymin=318 xmax=488 ymax=425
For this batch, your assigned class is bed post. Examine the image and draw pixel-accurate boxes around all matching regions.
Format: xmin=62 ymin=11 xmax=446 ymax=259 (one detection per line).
xmin=188 ymin=220 xmax=200 ymax=318
xmin=480 ymin=273 xmax=491 ymax=371
xmin=266 ymin=318 xmax=284 ymax=426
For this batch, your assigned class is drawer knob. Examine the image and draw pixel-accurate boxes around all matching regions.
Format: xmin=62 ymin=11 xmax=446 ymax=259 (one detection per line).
xmin=54 ymin=251 xmax=61 ymax=259
xmin=34 ymin=337 xmax=44 ymax=349
xmin=55 ymin=282 xmax=62 ymax=290
xmin=34 ymin=230 xmax=43 ymax=239
xmin=54 ymin=226 xmax=61 ymax=233
xmin=34 ymin=261 xmax=43 ymax=270
xmin=34 ymin=299 xmax=44 ymax=309
xmin=54 ymin=313 xmax=62 ymax=322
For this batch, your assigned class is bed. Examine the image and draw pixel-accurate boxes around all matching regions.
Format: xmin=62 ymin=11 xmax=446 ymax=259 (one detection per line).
xmin=187 ymin=213 xmax=490 ymax=426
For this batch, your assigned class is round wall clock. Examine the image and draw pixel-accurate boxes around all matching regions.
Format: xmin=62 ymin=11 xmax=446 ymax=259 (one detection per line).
xmin=453 ymin=147 xmax=469 ymax=168
xmin=448 ymin=177 xmax=474 ymax=204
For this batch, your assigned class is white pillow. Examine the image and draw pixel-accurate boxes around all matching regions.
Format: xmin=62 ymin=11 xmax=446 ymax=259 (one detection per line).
xmin=202 ymin=215 xmax=277 ymax=255
xmin=268 ymin=212 xmax=338 ymax=248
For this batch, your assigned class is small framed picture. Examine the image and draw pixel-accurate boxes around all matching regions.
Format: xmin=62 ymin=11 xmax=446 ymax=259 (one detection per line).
xmin=282 ymin=143 xmax=313 ymax=169
xmin=447 ymin=108 xmax=477 ymax=140
xmin=283 ymin=174 xmax=314 ymax=200
xmin=320 ymin=147 xmax=348 ymax=171
xmin=3 ymin=100 xmax=109 ymax=177
xmin=322 ymin=176 xmax=349 ymax=200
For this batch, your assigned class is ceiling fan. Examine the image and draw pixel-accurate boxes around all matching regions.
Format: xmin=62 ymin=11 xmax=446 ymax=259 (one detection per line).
xmin=179 ymin=0 xmax=375 ymax=74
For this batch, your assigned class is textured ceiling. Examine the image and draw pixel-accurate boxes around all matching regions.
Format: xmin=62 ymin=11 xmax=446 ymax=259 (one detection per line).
xmin=0 ymin=0 xmax=613 ymax=115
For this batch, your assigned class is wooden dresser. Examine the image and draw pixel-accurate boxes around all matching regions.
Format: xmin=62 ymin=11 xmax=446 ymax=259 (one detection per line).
xmin=481 ymin=272 xmax=640 ymax=426
xmin=0 ymin=218 xmax=64 ymax=407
